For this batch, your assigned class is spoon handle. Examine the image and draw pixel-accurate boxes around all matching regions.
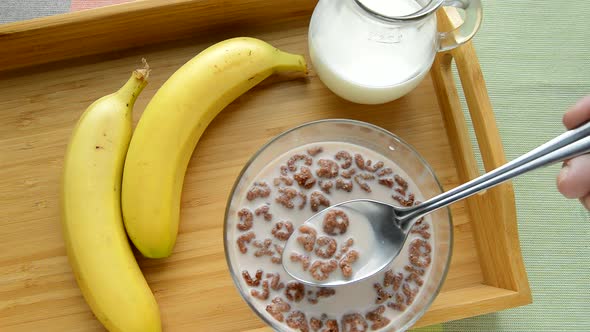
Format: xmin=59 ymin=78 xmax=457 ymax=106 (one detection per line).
xmin=398 ymin=121 xmax=590 ymax=225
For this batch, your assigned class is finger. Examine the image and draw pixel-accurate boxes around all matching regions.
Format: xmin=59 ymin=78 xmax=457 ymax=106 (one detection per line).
xmin=557 ymin=154 xmax=590 ymax=199
xmin=563 ymin=96 xmax=590 ymax=129
xmin=581 ymin=195 xmax=590 ymax=211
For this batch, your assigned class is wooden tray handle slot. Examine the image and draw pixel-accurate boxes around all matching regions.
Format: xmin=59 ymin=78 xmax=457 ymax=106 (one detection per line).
xmin=431 ymin=8 xmax=531 ymax=300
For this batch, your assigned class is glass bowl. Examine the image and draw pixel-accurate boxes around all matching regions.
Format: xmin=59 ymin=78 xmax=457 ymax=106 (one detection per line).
xmin=224 ymin=119 xmax=452 ymax=332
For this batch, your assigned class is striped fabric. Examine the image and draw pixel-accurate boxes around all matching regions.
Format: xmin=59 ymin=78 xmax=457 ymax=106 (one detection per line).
xmin=70 ymin=0 xmax=133 ymax=11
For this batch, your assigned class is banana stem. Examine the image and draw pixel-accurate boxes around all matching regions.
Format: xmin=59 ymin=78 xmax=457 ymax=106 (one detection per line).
xmin=117 ymin=59 xmax=150 ymax=106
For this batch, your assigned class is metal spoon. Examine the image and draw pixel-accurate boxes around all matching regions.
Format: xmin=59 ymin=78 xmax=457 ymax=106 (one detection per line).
xmin=283 ymin=121 xmax=590 ymax=287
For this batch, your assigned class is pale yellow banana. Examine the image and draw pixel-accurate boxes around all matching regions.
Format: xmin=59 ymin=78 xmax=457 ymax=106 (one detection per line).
xmin=122 ymin=37 xmax=307 ymax=258
xmin=61 ymin=66 xmax=161 ymax=332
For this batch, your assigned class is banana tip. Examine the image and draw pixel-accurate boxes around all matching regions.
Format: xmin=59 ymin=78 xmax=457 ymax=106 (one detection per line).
xmin=134 ymin=58 xmax=151 ymax=81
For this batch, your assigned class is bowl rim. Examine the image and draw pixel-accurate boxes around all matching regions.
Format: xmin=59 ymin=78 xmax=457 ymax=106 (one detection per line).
xmin=222 ymin=118 xmax=454 ymax=332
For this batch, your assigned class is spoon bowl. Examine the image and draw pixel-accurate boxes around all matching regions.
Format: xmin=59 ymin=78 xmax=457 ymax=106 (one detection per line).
xmin=282 ymin=199 xmax=407 ymax=287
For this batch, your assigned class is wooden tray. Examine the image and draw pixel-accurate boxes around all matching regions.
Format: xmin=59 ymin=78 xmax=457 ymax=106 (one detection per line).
xmin=0 ymin=1 xmax=532 ymax=331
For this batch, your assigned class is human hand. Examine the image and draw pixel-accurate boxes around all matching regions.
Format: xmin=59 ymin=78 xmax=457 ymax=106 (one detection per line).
xmin=557 ymin=96 xmax=590 ymax=210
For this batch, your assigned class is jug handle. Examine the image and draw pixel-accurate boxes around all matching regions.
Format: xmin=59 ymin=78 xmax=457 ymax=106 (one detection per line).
xmin=438 ymin=0 xmax=483 ymax=52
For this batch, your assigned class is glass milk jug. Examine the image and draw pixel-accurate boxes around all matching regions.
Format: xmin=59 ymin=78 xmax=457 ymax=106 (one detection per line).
xmin=309 ymin=0 xmax=482 ymax=104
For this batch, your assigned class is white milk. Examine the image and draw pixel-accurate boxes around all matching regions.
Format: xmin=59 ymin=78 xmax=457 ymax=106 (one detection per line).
xmin=227 ymin=142 xmax=436 ymax=331
xmin=309 ymin=0 xmax=437 ymax=104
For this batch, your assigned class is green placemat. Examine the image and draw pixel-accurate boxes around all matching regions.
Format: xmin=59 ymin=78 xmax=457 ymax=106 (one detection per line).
xmin=433 ymin=1 xmax=590 ymax=331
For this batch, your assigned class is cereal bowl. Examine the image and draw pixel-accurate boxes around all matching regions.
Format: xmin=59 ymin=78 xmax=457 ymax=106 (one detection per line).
xmin=224 ymin=119 xmax=452 ymax=332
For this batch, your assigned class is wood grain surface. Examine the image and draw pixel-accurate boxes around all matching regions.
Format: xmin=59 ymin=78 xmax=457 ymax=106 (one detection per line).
xmin=0 ymin=0 xmax=316 ymax=73
xmin=0 ymin=2 xmax=530 ymax=331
